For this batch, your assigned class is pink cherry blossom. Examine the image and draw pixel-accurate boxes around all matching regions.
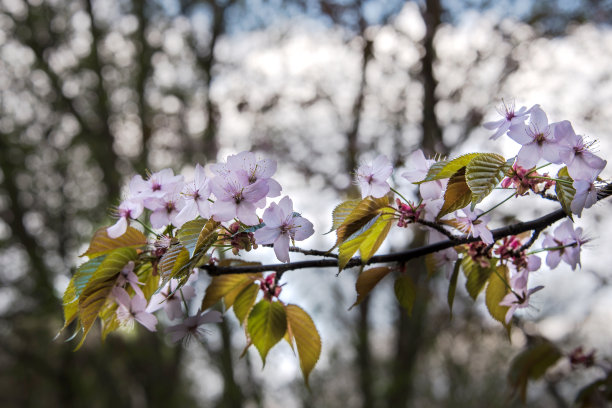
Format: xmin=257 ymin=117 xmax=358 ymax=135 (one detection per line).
xmin=147 ymin=279 xmax=196 ymax=320
xmin=428 ymin=230 xmax=458 ymax=278
xmin=107 ymin=199 xmax=143 ymax=238
xmin=139 ymin=169 xmax=184 ymax=209
xmin=483 ymin=101 xmax=536 ymax=140
xmin=113 ymin=287 xmax=158 ymax=332
xmin=166 ymin=310 xmax=223 ymax=344
xmin=542 ymin=219 xmax=587 ymax=270
xmin=148 ymin=185 xmax=186 ymax=229
xmin=499 ymin=285 xmax=544 ymax=324
xmin=253 ymin=196 xmax=314 ymax=263
xmin=174 ymin=164 xmax=212 ymax=227
xmin=507 ymin=106 xmax=564 ymax=168
xmin=115 ymin=261 xmax=144 ymax=297
xmin=210 ymin=172 xmax=269 ymax=225
xmin=401 ymin=150 xmax=446 ymax=200
xmin=571 ymin=178 xmax=598 ymax=217
xmin=555 ymin=121 xmax=606 ymax=181
xmin=454 ymin=207 xmax=494 ymax=245
xmin=355 ymin=155 xmax=393 ymax=198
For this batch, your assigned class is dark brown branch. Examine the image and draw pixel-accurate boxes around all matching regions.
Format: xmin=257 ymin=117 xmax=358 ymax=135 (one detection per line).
xmin=201 ymin=186 xmax=612 ymax=276
xmin=262 ymin=244 xmax=338 ymax=259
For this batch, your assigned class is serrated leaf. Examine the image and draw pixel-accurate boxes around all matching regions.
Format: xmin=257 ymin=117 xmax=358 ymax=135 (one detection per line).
xmin=508 ymin=339 xmax=562 ymax=402
xmin=486 ymin=265 xmax=511 ymax=326
xmin=99 ymin=300 xmax=119 ymax=341
xmin=439 ymin=168 xmax=473 ymax=217
xmin=201 ymin=273 xmax=262 ymax=311
xmin=466 ymin=154 xmax=512 ymax=209
xmin=248 ymin=300 xmax=287 ymax=365
xmin=285 ymin=304 xmax=321 ymax=387
xmin=137 ymin=263 xmax=159 ymax=301
xmin=177 ymin=218 xmax=208 ymax=257
xmin=334 ymin=195 xmax=392 ymax=248
xmin=556 ymin=166 xmax=575 ymax=219
xmin=194 ymin=219 xmax=221 ymax=259
xmin=327 ymin=199 xmax=361 ymax=234
xmin=350 ymin=267 xmax=391 ymax=309
xmin=81 ymin=226 xmax=146 ymax=258
xmin=159 ymin=244 xmax=189 ymax=281
xmin=233 ymin=283 xmax=260 ymax=325
xmin=463 ymin=257 xmax=498 ymax=300
xmin=394 ymin=275 xmax=416 ymax=316
xmin=76 ymin=248 xmax=138 ymax=349
xmin=416 ymin=153 xmax=481 ymax=183
xmin=338 ymin=209 xmax=394 ymax=270
xmin=447 ymin=259 xmax=461 ymax=317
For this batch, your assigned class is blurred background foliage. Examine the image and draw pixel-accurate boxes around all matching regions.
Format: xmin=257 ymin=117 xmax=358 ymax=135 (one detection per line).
xmin=2 ymin=0 xmax=612 ymax=406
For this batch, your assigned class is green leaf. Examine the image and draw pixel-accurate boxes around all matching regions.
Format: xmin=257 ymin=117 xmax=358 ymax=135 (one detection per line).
xmin=201 ymin=273 xmax=262 ymax=311
xmin=508 ymin=339 xmax=562 ymax=402
xmin=463 ymin=257 xmax=498 ymax=300
xmin=350 ymin=266 xmax=392 ymax=309
xmin=416 ymin=153 xmax=481 ymax=183
xmin=327 ymin=199 xmax=361 ymax=233
xmin=438 ymin=168 xmax=473 ymax=217
xmin=466 ymin=154 xmax=512 ymax=209
xmin=338 ymin=208 xmax=395 ymax=270
xmin=158 ymin=244 xmax=190 ymax=280
xmin=334 ymin=195 xmax=392 ymax=248
xmin=76 ymin=248 xmax=138 ymax=349
xmin=447 ymin=259 xmax=461 ymax=317
xmin=177 ymin=218 xmax=208 ymax=257
xmin=394 ymin=275 xmax=416 ymax=316
xmin=485 ymin=265 xmax=511 ymax=326
xmin=81 ymin=226 xmax=146 ymax=258
xmin=136 ymin=263 xmax=159 ymax=301
xmin=285 ymin=304 xmax=321 ymax=387
xmin=556 ymin=167 xmax=575 ymax=219
xmin=248 ymin=300 xmax=287 ymax=365
xmin=99 ymin=301 xmax=119 ymax=341
xmin=233 ymin=283 xmax=260 ymax=325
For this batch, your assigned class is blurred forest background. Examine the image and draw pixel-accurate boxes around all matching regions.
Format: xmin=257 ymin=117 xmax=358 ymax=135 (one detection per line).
xmin=2 ymin=0 xmax=612 ymax=406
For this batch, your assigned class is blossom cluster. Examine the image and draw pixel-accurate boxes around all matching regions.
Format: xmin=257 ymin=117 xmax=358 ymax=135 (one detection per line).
xmin=352 ymin=102 xmax=605 ymax=324
xmin=104 ymin=151 xmax=314 ymax=336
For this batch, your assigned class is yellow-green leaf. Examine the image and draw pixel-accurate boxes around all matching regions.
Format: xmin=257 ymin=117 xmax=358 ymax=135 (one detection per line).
xmin=466 ymin=154 xmax=512 ymax=209
xmin=508 ymin=339 xmax=562 ymax=402
xmin=81 ymin=226 xmax=146 ymax=258
xmin=447 ymin=259 xmax=461 ymax=317
xmin=358 ymin=208 xmax=395 ymax=263
xmin=486 ymin=264 xmax=511 ymax=326
xmin=327 ymin=199 xmax=361 ymax=233
xmin=394 ymin=275 xmax=416 ymax=316
xmin=556 ymin=167 xmax=575 ymax=219
xmin=233 ymin=283 xmax=260 ymax=325
xmin=177 ymin=218 xmax=208 ymax=257
xmin=137 ymin=263 xmax=159 ymax=301
xmin=350 ymin=267 xmax=391 ymax=309
xmin=463 ymin=257 xmax=498 ymax=300
xmin=194 ymin=219 xmax=221 ymax=259
xmin=201 ymin=273 xmax=262 ymax=311
xmin=248 ymin=300 xmax=287 ymax=365
xmin=99 ymin=300 xmax=119 ymax=341
xmin=76 ymin=247 xmax=138 ymax=349
xmin=439 ymin=168 xmax=473 ymax=217
xmin=334 ymin=195 xmax=392 ymax=247
xmin=285 ymin=304 xmax=321 ymax=387
xmin=416 ymin=153 xmax=481 ymax=183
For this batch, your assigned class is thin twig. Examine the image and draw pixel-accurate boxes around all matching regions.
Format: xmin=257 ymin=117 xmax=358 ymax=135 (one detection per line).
xmin=263 ymin=244 xmax=338 ymax=259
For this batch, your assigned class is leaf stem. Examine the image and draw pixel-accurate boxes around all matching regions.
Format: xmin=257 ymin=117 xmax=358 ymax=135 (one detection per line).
xmin=134 ymin=218 xmax=160 ymax=237
xmin=477 ymin=192 xmax=516 ymax=219
xmin=391 ymin=187 xmax=411 ymax=204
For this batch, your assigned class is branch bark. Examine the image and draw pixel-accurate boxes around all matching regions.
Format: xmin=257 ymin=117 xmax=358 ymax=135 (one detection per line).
xmin=201 ymin=187 xmax=612 ymax=276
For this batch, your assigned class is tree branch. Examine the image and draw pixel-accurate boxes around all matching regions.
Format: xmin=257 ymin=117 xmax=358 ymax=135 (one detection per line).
xmin=200 ymin=185 xmax=612 ymax=276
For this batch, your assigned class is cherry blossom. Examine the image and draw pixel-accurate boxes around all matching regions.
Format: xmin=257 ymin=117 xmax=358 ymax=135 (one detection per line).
xmin=147 ymin=185 xmax=186 ymax=229
xmin=499 ymin=285 xmax=544 ymax=324
xmin=507 ymin=106 xmax=564 ymax=168
xmin=210 ymin=172 xmax=269 ymax=225
xmin=253 ymin=196 xmax=314 ymax=263
xmin=138 ymin=169 xmax=185 ymax=208
xmin=555 ymin=121 xmax=606 ymax=181
xmin=107 ymin=199 xmax=143 ymax=238
xmin=166 ymin=310 xmax=223 ymax=344
xmin=454 ymin=207 xmax=494 ymax=245
xmin=147 ymin=279 xmax=196 ymax=320
xmin=571 ymin=178 xmax=598 ymax=217
xmin=355 ymin=155 xmax=393 ymax=198
xmin=542 ymin=219 xmax=588 ymax=270
xmin=113 ymin=287 xmax=158 ymax=332
xmin=483 ymin=101 xmax=536 ymax=140
xmin=174 ymin=164 xmax=212 ymax=227
xmin=115 ymin=261 xmax=144 ymax=297
xmin=401 ymin=150 xmax=446 ymax=200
